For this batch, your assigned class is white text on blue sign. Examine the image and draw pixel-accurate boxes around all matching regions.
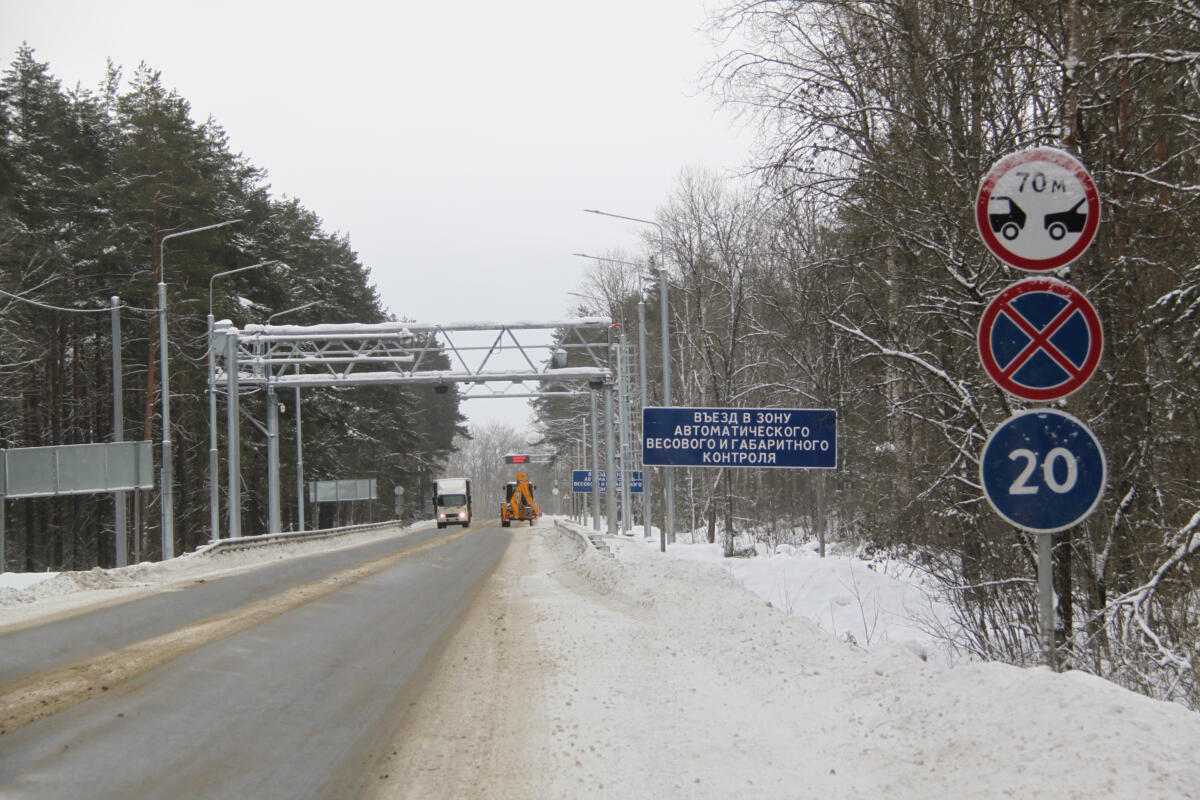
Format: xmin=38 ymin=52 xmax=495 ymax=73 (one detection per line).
xmin=572 ymin=469 xmax=643 ymax=493
xmin=642 ymin=408 xmax=837 ymax=468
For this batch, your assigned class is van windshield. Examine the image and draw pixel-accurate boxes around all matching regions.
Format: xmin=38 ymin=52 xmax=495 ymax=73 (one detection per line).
xmin=438 ymin=493 xmax=467 ymax=507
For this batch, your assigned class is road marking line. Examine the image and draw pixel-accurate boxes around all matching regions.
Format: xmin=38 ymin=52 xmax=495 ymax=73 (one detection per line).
xmin=0 ymin=527 xmax=475 ymax=737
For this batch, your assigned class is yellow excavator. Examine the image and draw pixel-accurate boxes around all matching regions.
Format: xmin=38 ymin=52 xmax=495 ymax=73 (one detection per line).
xmin=500 ymin=472 xmax=540 ymax=527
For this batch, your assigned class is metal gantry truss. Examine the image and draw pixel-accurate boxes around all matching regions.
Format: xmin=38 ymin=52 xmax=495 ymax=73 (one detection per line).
xmin=209 ymin=317 xmax=617 ymax=539
xmin=213 ymin=318 xmax=614 ymax=394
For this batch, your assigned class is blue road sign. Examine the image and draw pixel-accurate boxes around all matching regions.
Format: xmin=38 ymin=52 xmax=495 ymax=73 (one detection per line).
xmin=600 ymin=470 xmax=642 ymax=493
xmin=980 ymin=409 xmax=1106 ymax=534
xmin=642 ymin=407 xmax=836 ymax=469
xmin=576 ymin=469 xmax=643 ymax=493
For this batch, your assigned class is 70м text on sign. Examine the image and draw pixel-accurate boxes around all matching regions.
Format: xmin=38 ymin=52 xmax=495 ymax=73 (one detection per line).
xmin=642 ymin=407 xmax=836 ymax=468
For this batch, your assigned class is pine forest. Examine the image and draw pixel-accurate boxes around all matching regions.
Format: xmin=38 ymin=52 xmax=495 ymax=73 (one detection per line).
xmin=0 ymin=47 xmax=463 ymax=571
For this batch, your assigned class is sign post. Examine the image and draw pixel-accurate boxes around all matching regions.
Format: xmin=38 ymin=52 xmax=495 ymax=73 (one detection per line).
xmin=975 ymin=148 xmax=1106 ymax=668
xmin=974 ymin=146 xmax=1104 ymax=666
xmin=980 ymin=408 xmax=1106 ymax=665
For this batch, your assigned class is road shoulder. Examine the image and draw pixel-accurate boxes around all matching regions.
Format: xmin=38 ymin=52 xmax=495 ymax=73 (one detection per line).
xmin=366 ymin=526 xmax=552 ymax=800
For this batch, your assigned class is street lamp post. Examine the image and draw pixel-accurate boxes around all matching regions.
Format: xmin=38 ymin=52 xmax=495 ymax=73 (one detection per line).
xmin=110 ymin=296 xmax=127 ymax=567
xmin=583 ymin=209 xmax=674 ymax=550
xmin=574 ymin=251 xmax=651 ymax=542
xmin=266 ymin=300 xmax=320 ymax=324
xmin=158 ymin=219 xmax=239 ymax=559
xmin=207 ymin=260 xmax=276 ymax=542
xmin=264 ymin=301 xmax=320 ymax=534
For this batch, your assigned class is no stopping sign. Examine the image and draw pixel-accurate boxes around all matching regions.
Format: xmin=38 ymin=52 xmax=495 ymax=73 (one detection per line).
xmin=977 ymin=278 xmax=1103 ymax=401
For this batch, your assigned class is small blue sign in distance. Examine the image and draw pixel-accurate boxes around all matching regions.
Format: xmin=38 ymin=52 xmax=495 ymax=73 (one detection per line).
xmin=574 ymin=469 xmax=644 ymax=493
xmin=597 ymin=470 xmax=643 ymax=493
xmin=980 ymin=409 xmax=1106 ymax=534
xmin=642 ymin=407 xmax=836 ymax=469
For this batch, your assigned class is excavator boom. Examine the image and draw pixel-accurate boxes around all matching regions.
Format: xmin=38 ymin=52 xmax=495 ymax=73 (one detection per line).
xmin=500 ymin=471 xmax=540 ymax=526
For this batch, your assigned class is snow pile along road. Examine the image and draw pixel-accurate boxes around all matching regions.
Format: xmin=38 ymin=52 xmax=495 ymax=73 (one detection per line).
xmin=373 ymin=521 xmax=1200 ymax=799
xmin=667 ymin=538 xmax=962 ymax=666
xmin=0 ymin=525 xmax=411 ymax=632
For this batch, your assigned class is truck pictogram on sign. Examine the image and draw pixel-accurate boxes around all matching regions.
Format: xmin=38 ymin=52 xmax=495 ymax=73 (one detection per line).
xmin=988 ymin=196 xmax=1026 ymax=241
xmin=975 ymin=147 xmax=1100 ymax=271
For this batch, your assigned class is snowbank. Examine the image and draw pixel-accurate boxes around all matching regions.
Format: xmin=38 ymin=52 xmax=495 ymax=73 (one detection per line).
xmin=533 ymin=522 xmax=1200 ymax=799
xmin=662 ymin=538 xmax=962 ymax=666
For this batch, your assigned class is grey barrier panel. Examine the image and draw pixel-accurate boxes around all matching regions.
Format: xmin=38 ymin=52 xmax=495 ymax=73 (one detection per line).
xmin=59 ymin=443 xmax=107 ymax=494
xmin=308 ymin=478 xmax=378 ymax=503
xmin=2 ymin=441 xmax=153 ymax=499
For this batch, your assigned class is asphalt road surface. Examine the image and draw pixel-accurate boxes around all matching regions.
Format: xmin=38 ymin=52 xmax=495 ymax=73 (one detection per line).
xmin=0 ymin=521 xmax=512 ymax=799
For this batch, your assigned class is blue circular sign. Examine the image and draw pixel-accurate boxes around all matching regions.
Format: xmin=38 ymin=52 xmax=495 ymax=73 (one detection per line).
xmin=980 ymin=409 xmax=1106 ymax=533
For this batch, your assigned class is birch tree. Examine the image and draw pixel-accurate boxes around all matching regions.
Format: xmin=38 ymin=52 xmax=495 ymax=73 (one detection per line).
xmin=707 ymin=0 xmax=1199 ymax=702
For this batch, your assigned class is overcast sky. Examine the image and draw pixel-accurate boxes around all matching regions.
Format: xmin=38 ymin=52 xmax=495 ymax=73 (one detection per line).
xmin=3 ymin=0 xmax=755 ymax=434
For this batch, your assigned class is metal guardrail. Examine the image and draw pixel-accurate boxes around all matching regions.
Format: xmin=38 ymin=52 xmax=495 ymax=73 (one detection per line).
xmin=553 ymin=518 xmax=613 ymax=557
xmin=194 ymin=520 xmax=408 ymax=557
xmin=199 ymin=517 xmax=607 ymax=560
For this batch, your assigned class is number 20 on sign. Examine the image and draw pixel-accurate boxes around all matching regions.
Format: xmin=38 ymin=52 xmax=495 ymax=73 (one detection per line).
xmin=979 ymin=409 xmax=1106 ymax=534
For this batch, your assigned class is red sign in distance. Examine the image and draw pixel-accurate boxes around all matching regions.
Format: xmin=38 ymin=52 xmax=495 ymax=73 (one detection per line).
xmin=975 ymin=147 xmax=1100 ymax=271
xmin=977 ymin=278 xmax=1103 ymax=401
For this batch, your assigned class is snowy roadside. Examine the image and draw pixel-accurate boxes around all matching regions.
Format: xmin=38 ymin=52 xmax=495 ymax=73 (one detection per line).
xmin=373 ymin=520 xmax=1200 ymax=799
xmin=0 ymin=522 xmax=422 ymax=632
xmin=537 ymin=522 xmax=1200 ymax=796
xmin=654 ymin=534 xmax=963 ymax=667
